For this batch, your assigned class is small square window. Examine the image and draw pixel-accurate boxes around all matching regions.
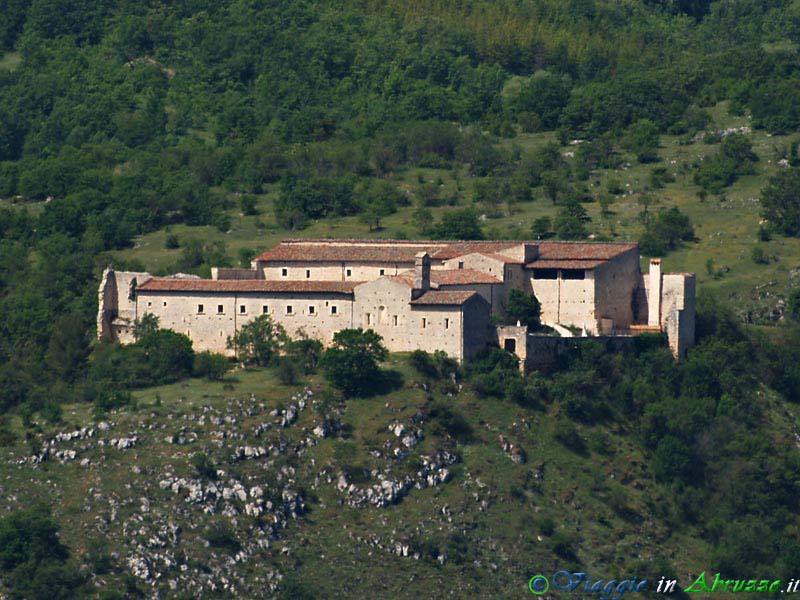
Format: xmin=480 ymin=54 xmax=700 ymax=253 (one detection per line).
xmin=217 ymin=305 xmax=224 ymax=314
xmin=262 ymin=305 xmax=268 ymax=314
xmin=240 ymin=305 xmax=246 ymax=314
xmin=286 ymin=305 xmax=293 ymax=314
xmin=309 ymin=305 xmax=315 ymax=314
xmin=346 ymin=269 xmax=352 ymax=277
xmin=198 ymin=304 xmax=204 ymax=313
xmin=306 ymin=269 xmax=311 ymax=278
xmin=281 ymin=268 xmax=288 ymax=277
xmin=458 ymin=262 xmax=464 ymax=270
xmin=147 ymin=301 xmax=152 ymax=307
xmin=331 ymin=305 xmax=338 ymax=315
xmin=379 ymin=269 xmax=385 ymax=276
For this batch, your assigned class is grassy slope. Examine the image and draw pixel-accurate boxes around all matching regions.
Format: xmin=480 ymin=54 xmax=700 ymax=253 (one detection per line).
xmin=109 ymin=102 xmax=800 ymax=326
xmin=9 ymin=356 xmax=791 ymax=596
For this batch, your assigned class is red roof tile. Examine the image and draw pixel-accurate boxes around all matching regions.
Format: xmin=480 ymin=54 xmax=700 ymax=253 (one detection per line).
xmin=255 ymin=239 xmax=638 ymax=265
xmin=410 ymin=290 xmax=479 ymax=305
xmin=137 ymin=278 xmax=360 ymax=294
xmin=535 ymin=242 xmax=638 ymax=260
xmin=429 ymin=269 xmax=501 ymax=285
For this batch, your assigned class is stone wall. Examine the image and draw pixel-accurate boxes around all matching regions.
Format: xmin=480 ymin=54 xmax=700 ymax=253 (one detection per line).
xmin=135 ymin=290 xmax=355 ymax=355
xmin=593 ymin=248 xmax=641 ymax=332
xmin=211 ymin=267 xmax=261 ymax=280
xmin=259 ymin=261 xmax=414 ymax=282
xmin=352 ymin=278 xmax=471 ymax=359
xmin=528 ymin=271 xmax=596 ymax=333
xmin=97 ymin=269 xmax=152 ymax=343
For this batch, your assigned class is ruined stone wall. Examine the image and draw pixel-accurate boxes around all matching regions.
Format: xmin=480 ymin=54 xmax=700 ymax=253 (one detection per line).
xmin=524 ymin=335 xmax=636 ymax=371
xmin=593 ymin=248 xmax=641 ymax=331
xmin=96 ymin=269 xmax=152 ymax=343
xmin=661 ymin=273 xmax=696 ymax=357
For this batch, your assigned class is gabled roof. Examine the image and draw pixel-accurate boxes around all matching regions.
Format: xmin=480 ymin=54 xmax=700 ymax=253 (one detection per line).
xmin=410 ymin=290 xmax=479 ymax=305
xmin=137 ymin=278 xmax=360 ymax=295
xmin=429 ymin=269 xmax=501 ymax=285
xmin=255 ymin=239 xmax=639 ymax=266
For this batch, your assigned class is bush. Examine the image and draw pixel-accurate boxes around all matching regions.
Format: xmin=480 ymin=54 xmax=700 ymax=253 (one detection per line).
xmin=191 ymin=452 xmax=217 ymax=480
xmin=193 ymin=352 xmax=231 ymax=381
xmin=204 ymin=523 xmax=240 ymax=554
xmin=277 ymin=357 xmax=299 ymax=385
xmin=285 ymin=336 xmax=323 ymax=374
xmin=553 ymin=420 xmax=585 ymax=453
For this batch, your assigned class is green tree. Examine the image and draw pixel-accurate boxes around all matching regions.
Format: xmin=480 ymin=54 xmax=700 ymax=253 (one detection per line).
xmin=505 ymin=289 xmax=541 ymax=328
xmin=623 ymin=119 xmax=660 ymax=163
xmin=761 ymin=168 xmax=800 ymax=236
xmin=431 ymin=208 xmax=484 ymax=240
xmin=193 ymin=351 xmax=231 ymax=381
xmin=227 ymin=314 xmax=287 ymax=366
xmin=320 ymin=328 xmax=388 ymax=397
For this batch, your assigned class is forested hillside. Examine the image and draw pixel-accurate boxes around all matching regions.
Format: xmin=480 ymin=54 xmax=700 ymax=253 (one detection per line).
xmin=3 ymin=1 xmax=800 ymax=597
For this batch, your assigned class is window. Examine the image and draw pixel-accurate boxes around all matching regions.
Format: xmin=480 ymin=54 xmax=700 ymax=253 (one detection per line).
xmin=533 ymin=268 xmax=558 ymax=280
xmin=309 ymin=305 xmax=315 ymax=315
xmin=458 ymin=262 xmax=464 ymax=270
xmin=240 ymin=305 xmax=246 ymax=314
xmin=393 ymin=315 xmax=398 ymax=326
xmin=198 ymin=304 xmax=204 ymax=314
xmin=147 ymin=301 xmax=152 ymax=307
xmin=331 ymin=305 xmax=338 ymax=315
xmin=286 ymin=305 xmax=293 ymax=314
xmin=346 ymin=268 xmax=352 ymax=277
xmin=561 ymin=269 xmax=586 ymax=280
xmin=504 ymin=338 xmax=517 ymax=353
xmin=281 ymin=268 xmax=288 ymax=277
xmin=306 ymin=269 xmax=311 ymax=279
xmin=262 ymin=305 xmax=268 ymax=314
xmin=365 ymin=313 xmax=371 ymax=326
xmin=163 ymin=301 xmax=167 ymax=307
xmin=217 ymin=304 xmax=224 ymax=314
xmin=445 ymin=318 xmax=449 ymax=329
xmin=422 ymin=318 xmax=427 ymax=329
xmin=379 ymin=269 xmax=385 ymax=276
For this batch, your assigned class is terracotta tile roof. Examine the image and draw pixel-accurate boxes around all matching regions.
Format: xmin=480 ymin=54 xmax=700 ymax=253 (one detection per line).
xmin=429 ymin=269 xmax=501 ymax=285
xmin=526 ymin=259 xmax=606 ymax=270
xmin=137 ymin=278 xmax=360 ymax=294
xmin=255 ymin=239 xmax=638 ymax=265
xmin=256 ymin=241 xmax=440 ymax=264
xmin=410 ymin=290 xmax=479 ymax=305
xmin=535 ymin=241 xmax=638 ymax=260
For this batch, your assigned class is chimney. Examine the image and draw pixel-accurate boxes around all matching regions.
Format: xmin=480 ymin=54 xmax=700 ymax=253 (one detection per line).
xmin=414 ymin=251 xmax=431 ymax=292
xmin=648 ymin=258 xmax=662 ymax=327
